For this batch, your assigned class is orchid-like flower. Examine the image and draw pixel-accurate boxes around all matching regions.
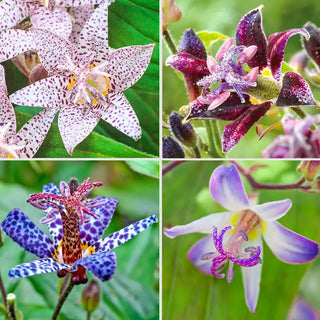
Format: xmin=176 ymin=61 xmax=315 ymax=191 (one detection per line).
xmin=263 ymin=114 xmax=320 ymax=158
xmin=9 ymin=1 xmax=155 ymax=155
xmin=164 ymin=164 xmax=319 ymax=312
xmin=1 ymin=178 xmax=158 ymax=284
xmin=166 ymin=6 xmax=316 ymax=153
xmin=0 ymin=64 xmax=57 ymax=158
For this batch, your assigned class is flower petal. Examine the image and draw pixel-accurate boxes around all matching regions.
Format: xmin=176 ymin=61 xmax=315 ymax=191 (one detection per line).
xmin=276 ymin=72 xmax=316 ymax=107
xmin=1 ymin=209 xmax=55 ymax=259
xmin=288 ymin=299 xmax=319 ymax=320
xmin=164 ymin=212 xmax=228 ymax=238
xmin=105 ymin=44 xmax=155 ymax=92
xmin=0 ymin=0 xmax=30 ymax=31
xmin=222 ymin=101 xmax=272 ymax=153
xmin=303 ymin=22 xmax=320 ymax=70
xmin=31 ymin=7 xmax=72 ymax=40
xmin=17 ymin=107 xmax=58 ymax=158
xmin=57 ymin=0 xmax=105 ymax=6
xmin=263 ymin=221 xmax=319 ymax=263
xmin=100 ymin=93 xmax=141 ymax=140
xmin=9 ymin=75 xmax=69 ymax=109
xmin=8 ymin=258 xmax=69 ymax=279
xmin=78 ymin=0 xmax=114 ymax=62
xmin=209 ymin=164 xmax=250 ymax=211
xmin=72 ymin=250 xmax=116 ymax=281
xmin=235 ymin=6 xmax=267 ymax=70
xmin=251 ymin=199 xmax=292 ymax=221
xmin=80 ymin=197 xmax=119 ymax=246
xmin=241 ymin=234 xmax=263 ymax=313
xmin=267 ymin=28 xmax=310 ymax=81
xmin=179 ymin=28 xmax=207 ymax=60
xmin=95 ymin=215 xmax=158 ymax=253
xmin=58 ymin=104 xmax=100 ymax=155
xmin=187 ymin=234 xmax=213 ymax=275
xmin=0 ymin=29 xmax=35 ymax=63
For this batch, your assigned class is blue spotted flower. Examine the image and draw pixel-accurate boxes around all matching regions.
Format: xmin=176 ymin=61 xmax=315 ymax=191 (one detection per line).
xmin=1 ymin=179 xmax=158 ymax=284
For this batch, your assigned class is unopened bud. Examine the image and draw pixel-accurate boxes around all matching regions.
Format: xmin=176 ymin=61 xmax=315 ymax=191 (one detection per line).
xmin=297 ymin=161 xmax=320 ymax=181
xmin=81 ymin=279 xmax=100 ymax=313
xmin=163 ymin=137 xmax=185 ymax=158
xmin=162 ymin=0 xmax=181 ymax=33
xmin=179 ymin=29 xmax=207 ymax=60
xmin=68 ymin=178 xmax=79 ymax=196
xmin=303 ymin=22 xmax=320 ymax=69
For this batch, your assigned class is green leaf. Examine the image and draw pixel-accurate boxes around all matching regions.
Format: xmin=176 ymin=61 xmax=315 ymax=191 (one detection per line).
xmin=196 ymin=31 xmax=228 ymax=48
xmin=126 ymin=161 xmax=159 ymax=178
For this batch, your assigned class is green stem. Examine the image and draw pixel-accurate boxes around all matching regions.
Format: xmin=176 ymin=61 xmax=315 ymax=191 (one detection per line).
xmin=192 ymin=145 xmax=201 ymax=158
xmin=0 ymin=273 xmax=7 ymax=307
xmin=203 ymin=120 xmax=220 ymax=158
xmin=86 ymin=311 xmax=91 ymax=320
xmin=163 ymin=30 xmax=177 ymax=54
xmin=291 ymin=107 xmax=307 ymax=119
xmin=162 ymin=161 xmax=185 ymax=175
xmin=52 ymin=276 xmax=75 ymax=320
xmin=210 ymin=120 xmax=224 ymax=158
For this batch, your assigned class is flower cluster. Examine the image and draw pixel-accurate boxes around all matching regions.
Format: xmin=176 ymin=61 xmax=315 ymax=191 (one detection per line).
xmin=166 ymin=6 xmax=317 ymax=153
xmin=164 ymin=164 xmax=319 ymax=312
xmin=1 ymin=177 xmax=158 ymax=284
xmin=0 ymin=0 xmax=154 ymax=156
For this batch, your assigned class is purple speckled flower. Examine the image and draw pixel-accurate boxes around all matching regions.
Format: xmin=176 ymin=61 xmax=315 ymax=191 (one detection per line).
xmin=164 ymin=164 xmax=319 ymax=312
xmin=9 ymin=0 xmax=155 ymax=155
xmin=1 ymin=178 xmax=158 ymax=284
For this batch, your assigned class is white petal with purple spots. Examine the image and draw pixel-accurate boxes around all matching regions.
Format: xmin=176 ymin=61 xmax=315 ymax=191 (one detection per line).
xmin=57 ymin=0 xmax=105 ymax=7
xmin=0 ymin=0 xmax=30 ymax=31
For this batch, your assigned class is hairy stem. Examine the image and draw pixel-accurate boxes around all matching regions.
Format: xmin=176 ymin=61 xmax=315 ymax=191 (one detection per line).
xmin=203 ymin=120 xmax=220 ymax=158
xmin=211 ymin=120 xmax=224 ymax=158
xmin=52 ymin=276 xmax=75 ymax=320
xmin=163 ymin=29 xmax=177 ymax=54
xmin=163 ymin=161 xmax=185 ymax=175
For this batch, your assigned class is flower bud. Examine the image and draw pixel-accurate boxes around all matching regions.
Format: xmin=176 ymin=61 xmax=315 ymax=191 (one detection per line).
xmin=297 ymin=161 xmax=320 ymax=181
xmin=163 ymin=136 xmax=185 ymax=158
xmin=69 ymin=178 xmax=80 ymax=195
xmin=303 ymin=22 xmax=320 ymax=69
xmin=162 ymin=0 xmax=181 ymax=33
xmin=179 ymin=29 xmax=207 ymax=60
xmin=169 ymin=112 xmax=196 ymax=147
xmin=81 ymin=279 xmax=100 ymax=313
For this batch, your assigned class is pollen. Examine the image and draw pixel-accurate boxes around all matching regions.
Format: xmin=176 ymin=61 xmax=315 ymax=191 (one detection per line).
xmin=68 ymin=75 xmax=76 ymax=90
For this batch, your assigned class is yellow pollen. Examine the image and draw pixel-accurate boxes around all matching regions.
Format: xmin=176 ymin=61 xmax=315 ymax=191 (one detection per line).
xmin=8 ymin=154 xmax=15 ymax=159
xmin=92 ymin=99 xmax=99 ymax=106
xmin=261 ymin=220 xmax=266 ymax=234
xmin=89 ymin=64 xmax=95 ymax=69
xmin=81 ymin=243 xmax=89 ymax=250
xmin=248 ymin=228 xmax=259 ymax=240
xmin=88 ymin=247 xmax=95 ymax=255
xmin=230 ymin=213 xmax=239 ymax=225
xmin=68 ymin=75 xmax=76 ymax=90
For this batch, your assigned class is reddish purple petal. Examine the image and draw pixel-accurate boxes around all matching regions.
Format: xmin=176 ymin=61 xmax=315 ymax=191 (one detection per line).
xmin=222 ymin=101 xmax=272 ymax=153
xmin=303 ymin=22 xmax=320 ymax=69
xmin=276 ymin=72 xmax=316 ymax=107
xmin=0 ymin=0 xmax=30 ymax=31
xmin=267 ymin=28 xmax=310 ymax=81
xmin=100 ymin=93 xmax=141 ymax=140
xmin=235 ymin=6 xmax=267 ymax=70
xmin=187 ymin=93 xmax=251 ymax=120
xmin=179 ymin=28 xmax=207 ymax=60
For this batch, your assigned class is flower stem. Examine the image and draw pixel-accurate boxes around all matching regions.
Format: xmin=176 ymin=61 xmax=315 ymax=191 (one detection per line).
xmin=163 ymin=30 xmax=177 ymax=54
xmin=162 ymin=161 xmax=185 ymax=175
xmin=193 ymin=145 xmax=201 ymax=158
xmin=0 ymin=273 xmax=7 ymax=307
xmin=211 ymin=120 xmax=224 ymax=158
xmin=86 ymin=311 xmax=91 ymax=320
xmin=291 ymin=107 xmax=307 ymax=119
xmin=203 ymin=120 xmax=220 ymax=158
xmin=52 ymin=276 xmax=75 ymax=320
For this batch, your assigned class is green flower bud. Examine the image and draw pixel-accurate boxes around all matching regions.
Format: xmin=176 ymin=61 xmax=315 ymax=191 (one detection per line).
xmin=81 ymin=279 xmax=100 ymax=313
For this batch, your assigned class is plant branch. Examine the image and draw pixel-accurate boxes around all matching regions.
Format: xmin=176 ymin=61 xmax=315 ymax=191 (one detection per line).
xmin=203 ymin=120 xmax=220 ymax=158
xmin=163 ymin=161 xmax=185 ymax=175
xmin=52 ymin=276 xmax=75 ymax=320
xmin=0 ymin=273 xmax=7 ymax=307
xmin=163 ymin=30 xmax=177 ymax=54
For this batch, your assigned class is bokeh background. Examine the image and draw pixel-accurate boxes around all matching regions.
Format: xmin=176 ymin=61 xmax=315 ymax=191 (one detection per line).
xmin=163 ymin=0 xmax=320 ymax=157
xmin=0 ymin=160 xmax=159 ymax=320
xmin=163 ymin=160 xmax=320 ymax=319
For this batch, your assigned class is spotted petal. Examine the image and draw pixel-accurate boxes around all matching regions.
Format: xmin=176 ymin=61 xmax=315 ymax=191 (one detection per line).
xmin=267 ymin=28 xmax=310 ymax=81
xmin=10 ymin=75 xmax=69 ymax=109
xmin=209 ymin=164 xmax=250 ymax=211
xmin=17 ymin=107 xmax=58 ymax=158
xmin=0 ymin=0 xmax=30 ymax=31
xmin=222 ymin=101 xmax=272 ymax=153
xmin=235 ymin=6 xmax=267 ymax=70
xmin=57 ymin=0 xmax=105 ymax=6
xmin=8 ymin=258 xmax=69 ymax=279
xmin=276 ymin=72 xmax=316 ymax=107
xmin=58 ymin=104 xmax=100 ymax=155
xmin=95 ymin=215 xmax=158 ymax=253
xmin=72 ymin=250 xmax=116 ymax=281
xmin=104 ymin=44 xmax=155 ymax=92
xmin=100 ymin=93 xmax=141 ymax=140
xmin=263 ymin=221 xmax=319 ymax=263
xmin=1 ymin=209 xmax=55 ymax=259
xmin=251 ymin=199 xmax=292 ymax=221
xmin=0 ymin=29 xmax=35 ymax=62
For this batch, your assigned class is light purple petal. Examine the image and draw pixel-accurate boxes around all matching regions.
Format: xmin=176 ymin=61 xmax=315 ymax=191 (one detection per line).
xmin=10 ymin=75 xmax=69 ymax=108
xmin=263 ymin=221 xmax=319 ymax=263
xmin=209 ymin=164 xmax=250 ymax=211
xmin=95 ymin=215 xmax=158 ymax=253
xmin=241 ymin=235 xmax=263 ymax=313
xmin=251 ymin=199 xmax=292 ymax=221
xmin=187 ymin=235 xmax=213 ymax=275
xmin=0 ymin=0 xmax=30 ymax=31
xmin=72 ymin=250 xmax=116 ymax=281
xmin=69 ymin=5 xmax=95 ymax=44
xmin=288 ymin=299 xmax=319 ymax=320
xmin=100 ymin=93 xmax=141 ymax=140
xmin=31 ymin=7 xmax=72 ymax=39
xmin=8 ymin=258 xmax=69 ymax=279
xmin=0 ymin=29 xmax=35 ymax=62
xmin=164 ymin=212 xmax=228 ymax=238
xmin=80 ymin=197 xmax=119 ymax=246
xmin=77 ymin=0 xmax=114 ymax=61
xmin=58 ymin=104 xmax=100 ymax=155
xmin=103 ymin=44 xmax=155 ymax=92
xmin=17 ymin=107 xmax=58 ymax=158
xmin=1 ymin=209 xmax=55 ymax=259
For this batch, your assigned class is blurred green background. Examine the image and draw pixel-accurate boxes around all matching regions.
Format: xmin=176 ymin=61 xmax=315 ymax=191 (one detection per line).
xmin=162 ymin=160 xmax=320 ymax=319
xmin=0 ymin=160 xmax=159 ymax=320
xmin=163 ymin=0 xmax=320 ymax=157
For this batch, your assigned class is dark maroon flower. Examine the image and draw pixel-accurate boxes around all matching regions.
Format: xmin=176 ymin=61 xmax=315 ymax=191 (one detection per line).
xmin=303 ymin=22 xmax=320 ymax=70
